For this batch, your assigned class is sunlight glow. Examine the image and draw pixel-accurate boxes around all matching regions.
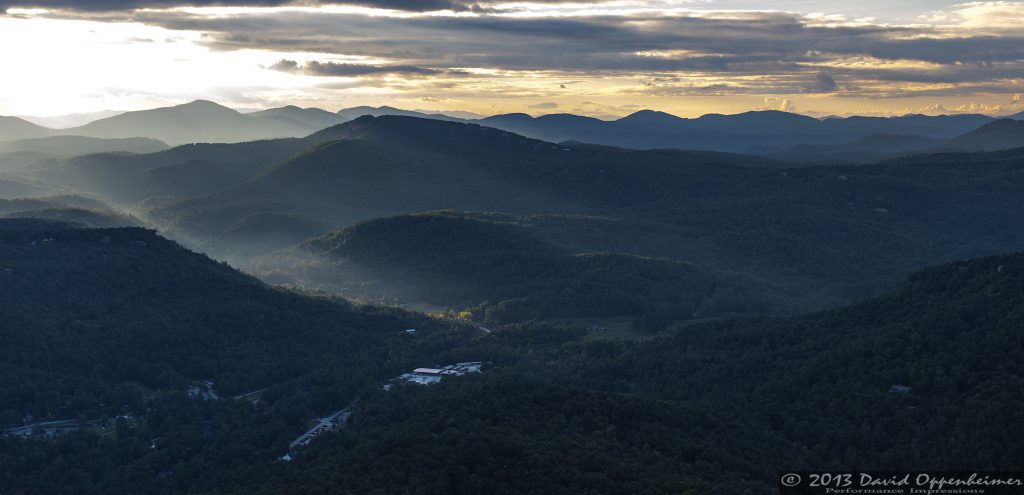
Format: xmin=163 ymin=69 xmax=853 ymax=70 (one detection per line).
xmin=1 ymin=1 xmax=1022 ymax=118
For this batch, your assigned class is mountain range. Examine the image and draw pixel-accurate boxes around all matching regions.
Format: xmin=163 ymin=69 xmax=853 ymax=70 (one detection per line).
xmin=247 ymin=105 xmax=351 ymax=129
xmin=776 ymin=118 xmax=1024 ymax=163
xmin=2 ymin=95 xmax=1024 ymax=494
xmin=4 ymin=112 xmax=1022 ymax=319
xmin=66 ymin=100 xmax=323 ymax=145
xmin=0 ymin=101 xmax=327 ymax=146
xmin=3 ymin=100 xmax=1023 ymax=153
xmin=94 ymin=115 xmax=1016 ymax=320
xmin=140 ymin=116 xmax=783 ymax=255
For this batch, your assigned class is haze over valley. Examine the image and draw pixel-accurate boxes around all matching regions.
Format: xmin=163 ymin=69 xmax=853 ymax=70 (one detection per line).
xmin=2 ymin=1 xmax=1024 ymax=493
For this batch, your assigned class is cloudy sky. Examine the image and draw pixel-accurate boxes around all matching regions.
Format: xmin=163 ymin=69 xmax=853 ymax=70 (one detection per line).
xmin=1 ymin=0 xmax=1023 ymax=118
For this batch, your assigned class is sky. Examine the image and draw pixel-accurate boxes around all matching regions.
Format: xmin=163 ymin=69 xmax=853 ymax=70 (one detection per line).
xmin=1 ymin=0 xmax=1023 ymax=119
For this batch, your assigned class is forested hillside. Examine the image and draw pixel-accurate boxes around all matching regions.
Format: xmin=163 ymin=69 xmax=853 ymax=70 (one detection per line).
xmin=266 ymin=250 xmax=1019 ymax=493
xmin=3 ymin=241 xmax=1017 ymax=494
xmin=0 ymin=220 xmax=449 ymax=427
xmin=5 ymin=0 xmax=1024 ymax=490
xmin=259 ymin=210 xmax=769 ymax=324
xmin=0 ymin=195 xmax=139 ymax=227
xmin=6 ymin=115 xmax=1023 ymax=322
xmin=144 ymin=115 xmax=782 ymax=249
xmin=1 ymin=113 xmax=1021 ymax=495
xmin=138 ymin=117 xmax=1024 ymax=317
xmin=34 ymin=138 xmax=316 ymax=204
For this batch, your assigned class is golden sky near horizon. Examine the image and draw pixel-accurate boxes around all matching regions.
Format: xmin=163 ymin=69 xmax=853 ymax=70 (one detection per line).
xmin=0 ymin=0 xmax=1022 ymax=119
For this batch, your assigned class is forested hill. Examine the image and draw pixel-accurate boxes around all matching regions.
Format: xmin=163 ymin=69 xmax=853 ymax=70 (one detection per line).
xmin=264 ymin=210 xmax=770 ymax=323
xmin=0 ymin=224 xmax=1021 ymax=492
xmin=146 ymin=115 xmax=782 ymax=251
xmin=535 ymin=250 xmax=1024 ymax=471
xmin=304 ymin=251 xmax=1023 ymax=492
xmin=166 ymin=115 xmax=1024 ymax=319
xmin=80 ymin=248 xmax=1020 ymax=495
xmin=304 ymin=114 xmax=562 ymax=154
xmin=0 ymin=219 xmax=442 ymax=426
xmin=36 ymin=138 xmax=316 ymax=205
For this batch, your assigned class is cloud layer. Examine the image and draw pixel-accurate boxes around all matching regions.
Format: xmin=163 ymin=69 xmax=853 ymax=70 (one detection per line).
xmin=0 ymin=0 xmax=596 ymax=12
xmin=117 ymin=5 xmax=1024 ymax=96
xmin=3 ymin=1 xmax=1024 ymax=116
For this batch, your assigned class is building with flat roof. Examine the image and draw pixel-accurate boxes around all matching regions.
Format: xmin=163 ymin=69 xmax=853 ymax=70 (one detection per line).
xmin=388 ymin=362 xmax=488 ymax=388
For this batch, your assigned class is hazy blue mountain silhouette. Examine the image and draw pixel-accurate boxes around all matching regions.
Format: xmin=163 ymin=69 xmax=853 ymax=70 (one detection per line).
xmin=249 ymin=105 xmax=350 ymax=129
xmin=65 ymin=100 xmax=323 ymax=145
xmin=0 ymin=115 xmax=53 ymax=140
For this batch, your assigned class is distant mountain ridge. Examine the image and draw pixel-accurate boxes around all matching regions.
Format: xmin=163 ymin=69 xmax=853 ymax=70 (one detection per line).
xmin=145 ymin=115 xmax=786 ymax=251
xmin=131 ymin=115 xmax=1024 ymax=319
xmin=330 ymin=106 xmax=1013 ymax=153
xmin=0 ymin=115 xmax=52 ymax=141
xmin=249 ymin=105 xmax=350 ymax=129
xmin=776 ymin=118 xmax=1024 ymax=162
xmin=35 ymin=136 xmax=330 ymax=205
xmin=63 ymin=100 xmax=323 ymax=145
xmin=5 ymin=100 xmax=1020 ymax=152
xmin=336 ymin=105 xmax=468 ymax=122
xmin=17 ymin=110 xmax=124 ymax=129
xmin=475 ymin=110 xmax=1000 ymax=153
xmin=0 ymin=135 xmax=168 ymax=156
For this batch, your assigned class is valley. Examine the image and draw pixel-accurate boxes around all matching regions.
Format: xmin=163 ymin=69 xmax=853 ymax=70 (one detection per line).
xmin=6 ymin=0 xmax=1024 ymax=491
xmin=1 ymin=103 xmax=1023 ymax=494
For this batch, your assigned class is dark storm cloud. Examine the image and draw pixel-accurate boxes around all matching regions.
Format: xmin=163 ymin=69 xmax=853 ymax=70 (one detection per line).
xmin=0 ymin=0 xmax=295 ymax=10
xmin=0 ymin=0 xmax=601 ymax=12
xmin=270 ymin=58 xmax=444 ymax=76
xmin=133 ymin=10 xmax=1024 ymax=70
xmin=826 ymin=35 xmax=1024 ymax=64
xmin=11 ymin=3 xmax=1024 ymax=97
xmin=125 ymin=10 xmax=870 ymax=66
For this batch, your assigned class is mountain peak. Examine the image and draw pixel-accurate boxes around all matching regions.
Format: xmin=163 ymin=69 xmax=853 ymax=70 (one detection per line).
xmin=311 ymin=114 xmax=542 ymax=148
xmin=60 ymin=99 xmax=319 ymax=145
xmin=335 ymin=105 xmax=464 ymax=122
xmin=617 ymin=109 xmax=685 ymax=125
xmin=287 ymin=115 xmax=566 ymax=175
xmin=179 ymin=99 xmax=234 ymax=111
xmin=497 ymin=112 xmax=533 ymax=118
xmin=261 ymin=104 xmax=305 ymax=113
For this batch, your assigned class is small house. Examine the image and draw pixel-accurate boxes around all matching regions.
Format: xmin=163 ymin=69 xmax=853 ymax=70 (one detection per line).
xmin=889 ymin=385 xmax=912 ymax=394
